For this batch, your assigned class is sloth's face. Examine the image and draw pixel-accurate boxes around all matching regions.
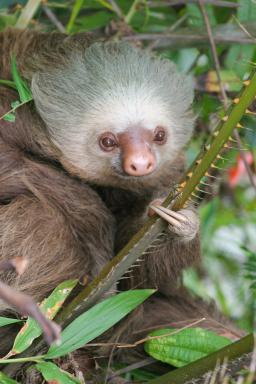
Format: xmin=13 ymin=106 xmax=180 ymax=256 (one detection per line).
xmin=50 ymin=93 xmax=193 ymax=189
xmin=55 ymin=99 xmax=181 ymax=188
xmin=31 ymin=42 xmax=194 ymax=188
xmin=57 ymin=118 xmax=182 ymax=190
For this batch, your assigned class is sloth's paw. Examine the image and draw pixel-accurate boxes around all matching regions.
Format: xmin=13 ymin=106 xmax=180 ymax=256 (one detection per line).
xmin=149 ymin=203 xmax=199 ymax=242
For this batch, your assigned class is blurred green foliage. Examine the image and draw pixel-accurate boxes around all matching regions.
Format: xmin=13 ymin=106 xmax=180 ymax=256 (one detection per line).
xmin=0 ymin=0 xmax=255 ymax=345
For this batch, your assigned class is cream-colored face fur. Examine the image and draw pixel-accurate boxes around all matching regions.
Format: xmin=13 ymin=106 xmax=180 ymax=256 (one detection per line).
xmin=31 ymin=42 xmax=194 ymax=187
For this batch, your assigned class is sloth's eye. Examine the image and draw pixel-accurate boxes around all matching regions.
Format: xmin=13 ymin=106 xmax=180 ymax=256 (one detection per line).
xmin=154 ymin=127 xmax=166 ymax=145
xmin=99 ymin=133 xmax=118 ymax=151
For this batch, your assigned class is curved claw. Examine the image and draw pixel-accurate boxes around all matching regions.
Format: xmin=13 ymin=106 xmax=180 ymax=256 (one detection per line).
xmin=149 ymin=204 xmax=199 ymax=241
xmin=149 ymin=205 xmax=183 ymax=227
xmin=150 ymin=205 xmax=188 ymax=223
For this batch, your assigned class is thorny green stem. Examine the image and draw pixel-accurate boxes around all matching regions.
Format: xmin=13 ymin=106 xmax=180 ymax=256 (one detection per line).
xmin=172 ymin=69 xmax=256 ymax=210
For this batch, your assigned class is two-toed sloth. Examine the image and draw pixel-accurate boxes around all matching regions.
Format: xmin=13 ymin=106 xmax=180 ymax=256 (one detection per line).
xmin=0 ymin=29 xmax=241 ymax=367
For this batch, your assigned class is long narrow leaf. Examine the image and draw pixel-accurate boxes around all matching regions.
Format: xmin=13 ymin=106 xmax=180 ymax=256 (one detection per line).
xmin=46 ymin=289 xmax=154 ymax=359
xmin=11 ymin=56 xmax=32 ymax=103
xmin=0 ymin=317 xmax=22 ymax=327
xmin=7 ymin=280 xmax=77 ymax=356
xmin=0 ymin=372 xmax=19 ymax=384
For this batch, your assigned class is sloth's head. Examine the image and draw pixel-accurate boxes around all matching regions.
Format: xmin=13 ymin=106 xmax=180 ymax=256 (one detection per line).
xmin=32 ymin=42 xmax=194 ymax=188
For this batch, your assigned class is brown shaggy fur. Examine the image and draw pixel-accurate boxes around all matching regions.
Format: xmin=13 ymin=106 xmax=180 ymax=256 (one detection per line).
xmin=0 ymin=29 xmax=242 ymax=372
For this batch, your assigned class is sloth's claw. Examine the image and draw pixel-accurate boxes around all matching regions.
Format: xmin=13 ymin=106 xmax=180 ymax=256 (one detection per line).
xmin=149 ymin=205 xmax=182 ymax=227
xmin=150 ymin=205 xmax=188 ymax=223
xmin=149 ymin=204 xmax=199 ymax=242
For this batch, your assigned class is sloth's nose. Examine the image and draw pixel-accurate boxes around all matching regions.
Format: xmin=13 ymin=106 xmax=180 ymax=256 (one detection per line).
xmin=124 ymin=153 xmax=156 ymax=176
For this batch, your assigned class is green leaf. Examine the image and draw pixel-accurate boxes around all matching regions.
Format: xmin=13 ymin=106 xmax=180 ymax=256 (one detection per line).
xmin=36 ymin=362 xmax=80 ymax=384
xmin=187 ymin=4 xmax=216 ymax=27
xmin=237 ymin=0 xmax=256 ymax=21
xmin=11 ymin=56 xmax=32 ymax=103
xmin=1 ymin=58 xmax=32 ymax=123
xmin=72 ymin=11 xmax=112 ymax=32
xmin=225 ymin=45 xmax=255 ymax=77
xmin=176 ymin=48 xmax=199 ymax=73
xmin=146 ymin=334 xmax=253 ymax=384
xmin=3 ymin=112 xmax=16 ymax=122
xmin=46 ymin=289 xmax=155 ymax=359
xmin=0 ymin=317 xmax=22 ymax=327
xmin=0 ymin=14 xmax=16 ymax=29
xmin=11 ymin=100 xmax=20 ymax=109
xmin=225 ymin=0 xmax=256 ymax=76
xmin=9 ymin=280 xmax=77 ymax=356
xmin=0 ymin=372 xmax=19 ymax=384
xmin=244 ymin=247 xmax=256 ymax=289
xmin=144 ymin=327 xmax=232 ymax=367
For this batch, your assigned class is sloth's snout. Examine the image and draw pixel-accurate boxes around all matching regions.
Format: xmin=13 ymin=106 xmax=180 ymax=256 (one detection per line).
xmin=123 ymin=152 xmax=156 ymax=176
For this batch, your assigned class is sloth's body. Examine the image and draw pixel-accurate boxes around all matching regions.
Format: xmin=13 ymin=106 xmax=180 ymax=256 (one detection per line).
xmin=0 ymin=29 xmax=240 ymax=365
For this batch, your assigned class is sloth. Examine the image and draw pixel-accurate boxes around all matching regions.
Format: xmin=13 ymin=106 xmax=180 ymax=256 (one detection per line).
xmin=0 ymin=29 xmax=241 ymax=365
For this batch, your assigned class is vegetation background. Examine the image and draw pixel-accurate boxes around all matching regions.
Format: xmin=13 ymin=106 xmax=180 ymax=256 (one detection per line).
xmin=0 ymin=0 xmax=255 ymax=381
